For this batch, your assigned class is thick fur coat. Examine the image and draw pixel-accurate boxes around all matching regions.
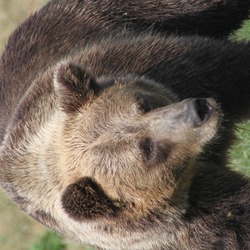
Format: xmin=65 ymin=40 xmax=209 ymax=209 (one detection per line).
xmin=1 ymin=0 xmax=250 ymax=249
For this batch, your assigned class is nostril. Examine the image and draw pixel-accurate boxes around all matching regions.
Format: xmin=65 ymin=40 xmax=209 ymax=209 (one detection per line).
xmin=195 ymin=98 xmax=212 ymax=123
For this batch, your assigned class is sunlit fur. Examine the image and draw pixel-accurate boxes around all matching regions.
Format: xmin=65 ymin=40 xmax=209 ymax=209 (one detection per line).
xmin=1 ymin=0 xmax=250 ymax=249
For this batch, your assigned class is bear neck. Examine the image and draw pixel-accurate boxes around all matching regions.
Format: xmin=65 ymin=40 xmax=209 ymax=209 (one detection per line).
xmin=0 ymin=89 xmax=66 ymax=213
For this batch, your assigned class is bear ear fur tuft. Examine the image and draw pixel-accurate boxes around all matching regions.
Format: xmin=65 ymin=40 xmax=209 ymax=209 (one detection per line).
xmin=54 ymin=63 xmax=100 ymax=112
xmin=61 ymin=177 xmax=120 ymax=220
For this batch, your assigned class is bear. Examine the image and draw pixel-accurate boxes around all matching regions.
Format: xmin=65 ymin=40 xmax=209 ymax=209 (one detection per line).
xmin=0 ymin=0 xmax=250 ymax=249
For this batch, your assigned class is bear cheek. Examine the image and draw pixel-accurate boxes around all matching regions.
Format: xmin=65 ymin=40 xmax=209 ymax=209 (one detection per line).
xmin=61 ymin=177 xmax=120 ymax=220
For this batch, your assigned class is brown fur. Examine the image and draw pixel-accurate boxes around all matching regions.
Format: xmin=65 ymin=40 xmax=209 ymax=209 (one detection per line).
xmin=62 ymin=177 xmax=120 ymax=220
xmin=1 ymin=0 xmax=250 ymax=249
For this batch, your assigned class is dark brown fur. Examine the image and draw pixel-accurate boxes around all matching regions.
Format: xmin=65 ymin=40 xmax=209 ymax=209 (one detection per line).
xmin=1 ymin=1 xmax=250 ymax=249
xmin=62 ymin=177 xmax=120 ymax=220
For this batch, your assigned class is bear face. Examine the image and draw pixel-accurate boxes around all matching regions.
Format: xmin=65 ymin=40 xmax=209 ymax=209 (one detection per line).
xmin=54 ymin=63 xmax=221 ymax=220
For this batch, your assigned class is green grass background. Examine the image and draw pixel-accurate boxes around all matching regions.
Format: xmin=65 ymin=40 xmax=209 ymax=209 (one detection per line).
xmin=0 ymin=1 xmax=249 ymax=249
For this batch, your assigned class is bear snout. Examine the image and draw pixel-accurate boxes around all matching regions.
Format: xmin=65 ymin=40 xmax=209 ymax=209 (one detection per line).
xmin=186 ymin=98 xmax=216 ymax=126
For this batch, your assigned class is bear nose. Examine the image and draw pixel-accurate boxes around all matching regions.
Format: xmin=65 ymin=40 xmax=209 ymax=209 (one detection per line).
xmin=187 ymin=98 xmax=213 ymax=126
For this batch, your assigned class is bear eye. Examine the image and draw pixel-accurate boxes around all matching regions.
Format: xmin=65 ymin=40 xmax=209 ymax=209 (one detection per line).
xmin=136 ymin=95 xmax=166 ymax=114
xmin=139 ymin=138 xmax=155 ymax=162
xmin=137 ymin=97 xmax=152 ymax=113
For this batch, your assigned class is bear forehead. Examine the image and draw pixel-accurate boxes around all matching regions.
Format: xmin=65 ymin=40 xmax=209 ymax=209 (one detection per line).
xmin=84 ymin=83 xmax=174 ymax=119
xmin=70 ymin=85 xmax=174 ymax=143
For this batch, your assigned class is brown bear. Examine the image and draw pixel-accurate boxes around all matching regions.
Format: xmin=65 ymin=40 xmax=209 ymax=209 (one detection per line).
xmin=1 ymin=0 xmax=250 ymax=249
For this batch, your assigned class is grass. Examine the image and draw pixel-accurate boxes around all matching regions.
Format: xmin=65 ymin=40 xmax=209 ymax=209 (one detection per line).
xmin=29 ymin=232 xmax=66 ymax=250
xmin=229 ymin=122 xmax=250 ymax=176
xmin=0 ymin=1 xmax=249 ymax=250
xmin=233 ymin=19 xmax=250 ymax=41
xmin=229 ymin=20 xmax=250 ymax=176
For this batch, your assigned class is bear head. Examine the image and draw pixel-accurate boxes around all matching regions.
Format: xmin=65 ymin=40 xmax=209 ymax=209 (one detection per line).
xmin=53 ymin=63 xmax=221 ymax=222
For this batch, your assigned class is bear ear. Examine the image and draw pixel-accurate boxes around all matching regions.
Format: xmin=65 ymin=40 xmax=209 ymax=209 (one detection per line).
xmin=61 ymin=177 xmax=120 ymax=220
xmin=54 ymin=63 xmax=100 ymax=112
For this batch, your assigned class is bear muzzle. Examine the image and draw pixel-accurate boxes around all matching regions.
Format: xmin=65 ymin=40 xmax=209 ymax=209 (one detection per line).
xmin=186 ymin=98 xmax=216 ymax=127
xmin=147 ymin=97 xmax=221 ymax=145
